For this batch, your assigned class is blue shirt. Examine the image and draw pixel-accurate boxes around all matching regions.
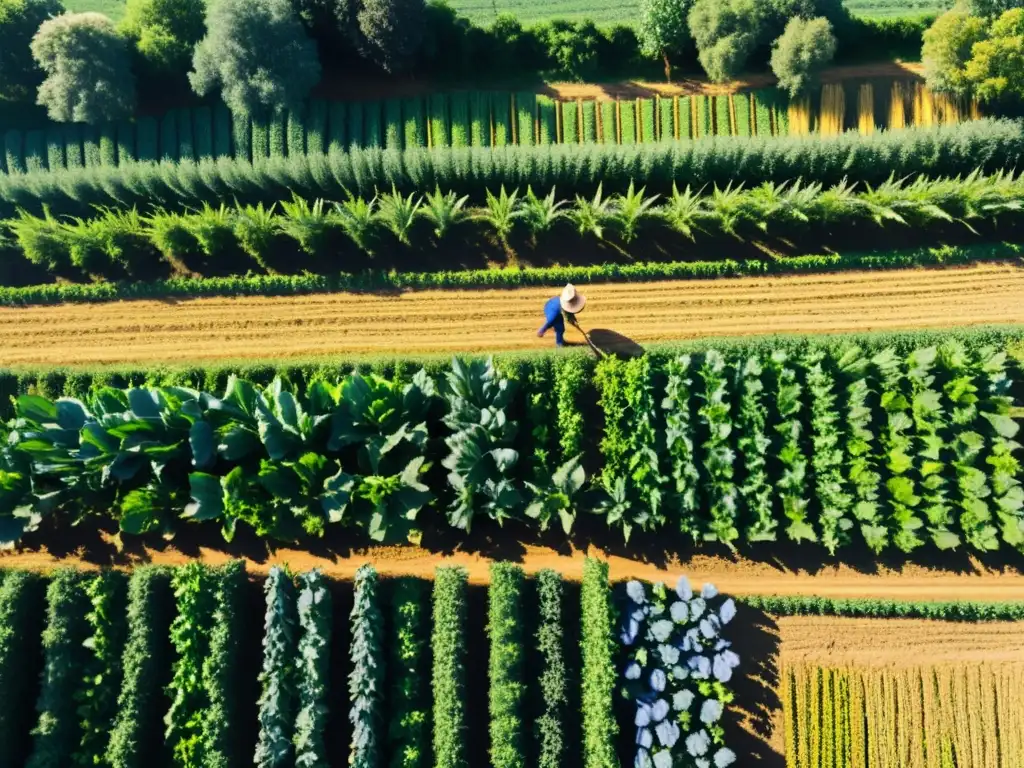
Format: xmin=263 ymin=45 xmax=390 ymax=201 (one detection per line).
xmin=541 ymin=296 xmax=563 ymax=332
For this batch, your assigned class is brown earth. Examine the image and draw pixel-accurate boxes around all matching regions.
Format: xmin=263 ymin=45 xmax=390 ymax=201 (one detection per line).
xmin=2 ymin=263 xmax=1023 ymax=366
xmin=4 ymin=539 xmax=1024 ymax=600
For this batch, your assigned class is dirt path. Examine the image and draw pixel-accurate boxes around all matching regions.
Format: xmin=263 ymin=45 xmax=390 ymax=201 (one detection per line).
xmin=2 ymin=264 xmax=1022 ymax=366
xmin=3 ymin=542 xmax=1024 ymax=600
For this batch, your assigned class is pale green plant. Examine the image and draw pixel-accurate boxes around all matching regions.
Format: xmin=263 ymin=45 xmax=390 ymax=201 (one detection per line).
xmin=612 ymin=181 xmax=659 ymax=243
xmin=376 ymin=185 xmax=422 ymax=245
xmin=422 ymin=186 xmax=470 ymax=239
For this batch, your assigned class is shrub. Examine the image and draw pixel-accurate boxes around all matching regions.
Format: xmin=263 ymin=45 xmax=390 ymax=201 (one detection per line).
xmin=385 ymin=99 xmax=403 ymax=149
xmin=582 ymin=100 xmax=597 ymax=143
xmin=44 ymin=127 xmax=63 ymax=170
xmin=771 ymin=17 xmax=837 ymax=97
xmin=638 ymin=0 xmax=694 ymax=80
xmin=688 ymin=0 xmax=763 ymax=82
xmin=450 ymin=93 xmax=470 ymax=148
xmin=255 ymin=567 xmax=297 ymax=768
xmin=599 ymin=99 xmax=615 ymax=142
xmin=964 ymin=8 xmax=1024 ymax=101
xmin=190 ymin=0 xmax=321 ymax=115
xmin=429 ymin=94 xmax=449 ymax=148
xmin=306 ymin=100 xmax=327 ymax=155
xmin=714 ymin=94 xmax=731 ymax=135
xmin=73 ymin=571 xmax=128 ymax=766
xmin=580 ymin=558 xmax=617 ymax=768
xmin=26 ymin=569 xmax=91 ymax=768
xmin=106 ymin=567 xmax=173 ymax=768
xmin=922 ymin=10 xmax=987 ymax=98
xmin=201 ymin=560 xmax=246 ymax=766
xmin=230 ymin=111 xmax=250 ymax=161
xmin=658 ymin=96 xmax=674 ymax=140
xmin=387 ymin=578 xmax=429 ymax=768
xmin=164 ymin=563 xmax=216 ymax=767
xmin=734 ymin=93 xmax=752 ymax=136
xmin=119 ymin=0 xmax=206 ymax=74
xmin=269 ymin=110 xmax=287 ymax=158
xmin=535 ymin=570 xmax=566 ymax=768
xmin=0 ymin=570 xmax=44 ymax=766
xmin=82 ymin=125 xmax=102 ymax=167
xmin=24 ymin=129 xmax=45 ymax=172
xmin=329 ymin=102 xmax=347 ymax=153
xmin=252 ymin=115 xmax=269 ymax=159
xmin=488 ymin=563 xmax=525 ymax=768
xmin=680 ymin=95 xmax=693 ymax=138
xmin=4 ymin=129 xmax=23 ymax=173
xmin=0 ymin=0 xmax=63 ymax=100
xmin=639 ymin=98 xmax=656 ymax=142
xmin=493 ymin=93 xmax=511 ymax=146
xmin=32 ymin=12 xmax=136 ymax=123
xmin=432 ymin=567 xmax=468 ymax=768
xmin=349 ymin=565 xmax=383 ymax=768
xmin=470 ymin=91 xmax=488 ymax=147
xmin=403 ymin=97 xmax=425 ymax=149
xmin=516 ymin=92 xmax=535 ymax=146
xmin=294 ymin=569 xmax=332 ymax=767
xmin=99 ymin=124 xmax=117 ymax=165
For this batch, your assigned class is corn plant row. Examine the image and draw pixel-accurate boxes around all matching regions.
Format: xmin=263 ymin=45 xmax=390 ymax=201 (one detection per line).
xmin=7 ymin=168 xmax=1024 ymax=286
xmin=0 ymin=119 xmax=1017 ymax=220
xmin=1 ymin=340 xmax=1021 ymax=554
xmin=0 ymin=82 xmax=981 ymax=179
xmin=2 ymin=240 xmax=1016 ymax=308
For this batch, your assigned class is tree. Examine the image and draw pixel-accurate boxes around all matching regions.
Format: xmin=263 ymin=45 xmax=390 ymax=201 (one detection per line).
xmin=923 ymin=9 xmax=989 ymax=97
xmin=357 ymin=0 xmax=425 ymax=74
xmin=190 ymin=0 xmax=321 ymax=115
xmin=688 ymin=0 xmax=764 ymax=82
xmin=637 ymin=0 xmax=694 ymax=81
xmin=770 ymin=16 xmax=836 ymax=97
xmin=538 ymin=20 xmax=602 ymax=81
xmin=958 ymin=0 xmax=1024 ymax=18
xmin=0 ymin=0 xmax=62 ymax=100
xmin=119 ymin=0 xmax=206 ymax=75
xmin=31 ymin=12 xmax=136 ymax=123
xmin=965 ymin=8 xmax=1024 ymax=100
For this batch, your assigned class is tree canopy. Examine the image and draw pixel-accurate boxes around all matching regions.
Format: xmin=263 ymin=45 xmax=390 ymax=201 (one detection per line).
xmin=770 ymin=16 xmax=837 ymax=97
xmin=637 ymin=0 xmax=694 ymax=80
xmin=120 ymin=0 xmax=206 ymax=75
xmin=688 ymin=0 xmax=764 ymax=82
xmin=0 ymin=0 xmax=62 ymax=100
xmin=922 ymin=9 xmax=989 ymax=97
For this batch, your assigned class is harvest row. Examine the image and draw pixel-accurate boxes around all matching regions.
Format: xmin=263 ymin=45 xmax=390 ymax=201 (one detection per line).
xmin=0 ymin=560 xmax=738 ymax=768
xmin=0 ymin=81 xmax=976 ymax=177
xmin=0 ymin=118 xmax=1016 ymax=220
xmin=1 ymin=332 xmax=1020 ymax=555
xmin=3 ymin=170 xmax=1019 ymax=284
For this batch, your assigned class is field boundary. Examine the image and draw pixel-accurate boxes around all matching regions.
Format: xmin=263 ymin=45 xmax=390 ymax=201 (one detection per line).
xmin=1 ymin=242 xmax=1020 ymax=307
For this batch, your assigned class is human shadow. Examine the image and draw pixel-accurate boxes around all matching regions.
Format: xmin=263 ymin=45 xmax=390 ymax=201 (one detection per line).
xmin=586 ymin=328 xmax=645 ymax=359
xmin=727 ymin=605 xmax=784 ymax=766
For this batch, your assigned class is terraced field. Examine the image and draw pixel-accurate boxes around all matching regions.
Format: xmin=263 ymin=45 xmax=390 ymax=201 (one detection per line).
xmin=2 ymin=263 xmax=1021 ymax=365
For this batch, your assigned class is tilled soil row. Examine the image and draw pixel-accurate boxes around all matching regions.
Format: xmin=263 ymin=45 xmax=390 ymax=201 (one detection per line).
xmin=1 ymin=264 xmax=1022 ymax=365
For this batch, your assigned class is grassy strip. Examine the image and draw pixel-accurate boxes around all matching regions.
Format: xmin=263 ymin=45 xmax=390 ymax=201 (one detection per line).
xmin=739 ymin=595 xmax=1024 ymax=621
xmin=1 ymin=242 xmax=1019 ymax=307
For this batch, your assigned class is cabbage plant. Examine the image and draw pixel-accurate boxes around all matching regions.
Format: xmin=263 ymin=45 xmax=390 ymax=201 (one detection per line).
xmin=619 ymin=576 xmax=739 ymax=768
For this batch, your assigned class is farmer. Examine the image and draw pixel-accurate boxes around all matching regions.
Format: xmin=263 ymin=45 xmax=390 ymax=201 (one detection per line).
xmin=537 ymin=283 xmax=587 ymax=347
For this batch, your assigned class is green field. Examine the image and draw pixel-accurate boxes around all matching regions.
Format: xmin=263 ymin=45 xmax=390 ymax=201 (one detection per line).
xmin=61 ymin=0 xmax=127 ymax=21
xmin=61 ymin=0 xmax=947 ymax=26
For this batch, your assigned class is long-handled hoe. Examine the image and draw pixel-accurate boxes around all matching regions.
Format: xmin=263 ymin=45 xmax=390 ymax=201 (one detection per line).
xmin=568 ymin=316 xmax=605 ymax=358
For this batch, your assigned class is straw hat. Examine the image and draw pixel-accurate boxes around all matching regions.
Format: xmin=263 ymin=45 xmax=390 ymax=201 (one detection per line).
xmin=560 ymin=284 xmax=586 ymax=313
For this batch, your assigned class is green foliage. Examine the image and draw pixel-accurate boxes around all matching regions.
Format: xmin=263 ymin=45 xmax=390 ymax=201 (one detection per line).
xmin=741 ymin=594 xmax=1024 ymax=620
xmin=580 ymin=558 xmax=618 ymax=768
xmin=432 ymin=566 xmax=468 ymax=768
xmin=442 ymin=358 xmax=521 ymax=531
xmin=771 ymin=17 xmax=837 ymax=98
xmin=663 ymin=355 xmax=701 ymax=537
xmin=402 ymin=98 xmax=424 ymax=149
xmin=553 ymin=356 xmax=587 ymax=461
xmin=535 ymin=569 xmax=566 ymax=768
xmin=753 ymin=91 xmax=773 ymax=136
xmin=4 ymin=129 xmax=23 ymax=174
xmin=119 ymin=0 xmax=205 ymax=74
xmin=385 ymin=99 xmax=403 ymax=150
xmin=328 ymin=102 xmax=347 ymax=153
xmin=25 ymin=129 xmax=45 ymax=172
xmin=450 ymin=94 xmax=470 ymax=148
xmin=305 ymin=101 xmax=327 ymax=155
xmin=0 ymin=0 xmax=63 ymax=100
xmin=429 ymin=94 xmax=449 ymax=148
xmin=387 ymin=578 xmax=429 ymax=768
xmin=770 ymin=350 xmax=814 ymax=544
xmin=493 ymin=93 xmax=511 ymax=147
xmin=254 ymin=567 xmax=297 ymax=768
xmin=293 ymin=569 xmax=331 ymax=768
xmin=82 ymin=125 xmax=102 ymax=167
xmin=358 ymin=0 xmax=424 ymax=73
xmin=164 ymin=562 xmax=216 ymax=767
xmin=190 ymin=0 xmax=321 ymax=115
xmin=488 ymin=563 xmax=525 ymax=768
xmin=599 ymin=99 xmax=615 ymax=143
xmin=639 ymin=98 xmax=655 ymax=142
xmin=516 ymin=92 xmax=535 ymax=146
xmin=538 ymin=97 xmax=557 ymax=145
xmin=0 ymin=570 xmax=44 ymax=765
xmin=364 ymin=101 xmax=382 ymax=149
xmin=619 ymin=100 xmax=636 ymax=144
xmin=688 ymin=0 xmax=763 ymax=82
xmin=106 ymin=567 xmax=173 ymax=768
xmin=923 ymin=10 xmax=989 ymax=98
xmin=201 ymin=561 xmax=246 ymax=767
xmin=734 ymin=93 xmax=752 ymax=137
xmin=581 ymin=99 xmax=597 ymax=143
xmin=32 ymin=12 xmax=136 ymax=124
xmin=714 ymin=94 xmax=731 ymax=135
xmin=270 ymin=110 xmax=287 ymax=158
xmin=193 ymin=106 xmax=213 ymax=159
xmin=348 ymin=565 xmax=383 ymax=768
xmin=679 ymin=96 xmax=693 ymax=138
xmin=696 ymin=95 xmax=711 ymax=137
xmin=697 ymin=350 xmax=739 ymax=545
xmin=73 ymin=571 xmax=128 ymax=767
xmin=637 ymin=0 xmax=693 ymax=75
xmin=44 ymin=127 xmax=63 ymax=170
xmin=733 ymin=355 xmax=774 ymax=542
xmin=658 ymin=97 xmax=674 ymax=140
xmin=27 ymin=569 xmax=91 ymax=768
xmin=966 ymin=8 xmax=1024 ymax=101
xmin=99 ymin=124 xmax=117 ymax=165
xmin=470 ymin=92 xmax=489 ymax=147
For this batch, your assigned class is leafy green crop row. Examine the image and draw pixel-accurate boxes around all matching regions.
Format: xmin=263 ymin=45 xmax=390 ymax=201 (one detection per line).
xmin=739 ymin=594 xmax=1024 ymax=620
xmin=432 ymin=566 xmax=469 ymax=768
xmin=6 ymin=169 xmax=1023 ymax=285
xmin=387 ymin=578 xmax=429 ymax=768
xmin=349 ymin=565 xmax=383 ymax=768
xmin=581 ymin=558 xmax=617 ymax=768
xmin=255 ymin=566 xmax=297 ymax=768
xmin=0 ymin=119 xmax=1017 ymax=220
xmin=535 ymin=569 xmax=567 ymax=768
xmin=2 ymin=240 xmax=1016 ymax=307
xmin=489 ymin=563 xmax=526 ymax=768
xmin=2 ymin=335 xmax=1021 ymax=555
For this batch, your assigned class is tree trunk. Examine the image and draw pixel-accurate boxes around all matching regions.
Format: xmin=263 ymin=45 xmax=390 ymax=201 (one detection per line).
xmin=663 ymin=52 xmax=672 ymax=84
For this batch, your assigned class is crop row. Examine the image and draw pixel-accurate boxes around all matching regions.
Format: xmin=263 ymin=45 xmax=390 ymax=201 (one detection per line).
xmin=0 ymin=118 xmax=1017 ymax=220
xmin=0 ymin=81 xmax=980 ymax=178
xmin=4 ymin=170 xmax=1021 ymax=284
xmin=0 ymin=560 xmax=639 ymax=768
xmin=1 ymin=335 xmax=1020 ymax=555
xmin=0 ymin=240 xmax=1017 ymax=307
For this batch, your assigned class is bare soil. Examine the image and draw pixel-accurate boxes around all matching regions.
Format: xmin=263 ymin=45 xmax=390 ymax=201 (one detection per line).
xmin=2 ymin=264 xmax=1022 ymax=366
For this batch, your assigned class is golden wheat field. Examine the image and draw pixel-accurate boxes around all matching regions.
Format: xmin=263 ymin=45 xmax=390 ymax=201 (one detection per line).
xmin=779 ymin=618 xmax=1024 ymax=768
xmin=1 ymin=265 xmax=1022 ymax=365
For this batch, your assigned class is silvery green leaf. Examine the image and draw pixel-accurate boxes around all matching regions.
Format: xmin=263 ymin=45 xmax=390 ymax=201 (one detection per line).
xmin=651 ymin=699 xmax=669 ymax=722
xmin=689 ymin=598 xmax=706 ymax=621
xmin=714 ymin=748 xmax=737 ymax=767
xmin=670 ymin=601 xmax=689 ymax=624
xmin=625 ymin=661 xmax=642 ymax=680
xmin=655 ymin=720 xmax=680 ymax=749
xmin=637 ymin=727 xmax=653 ymax=750
xmin=653 ymin=750 xmax=673 ymax=768
xmin=719 ymin=598 xmax=736 ymax=624
xmin=686 ymin=730 xmax=710 ymax=757
xmin=673 ymin=690 xmax=694 ymax=711
xmin=658 ymin=644 xmax=680 ymax=666
xmin=635 ymin=747 xmax=653 ymax=768
xmin=713 ymin=655 xmax=733 ymax=683
xmin=701 ymin=583 xmax=718 ymax=599
xmin=651 ymin=620 xmax=673 ymax=642
xmin=700 ymin=699 xmax=723 ymax=724
xmin=649 ymin=668 xmax=666 ymax=692
xmin=700 ymin=619 xmax=716 ymax=639
xmin=672 ymin=666 xmax=688 ymax=681
xmin=635 ymin=703 xmax=652 ymax=727
xmin=627 ymin=580 xmax=647 ymax=604
xmin=676 ymin=576 xmax=692 ymax=600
